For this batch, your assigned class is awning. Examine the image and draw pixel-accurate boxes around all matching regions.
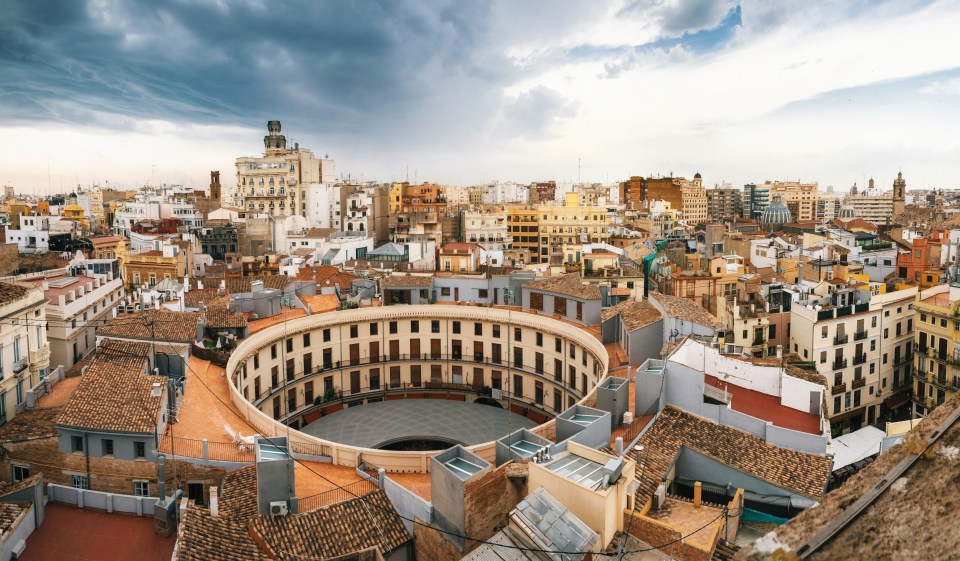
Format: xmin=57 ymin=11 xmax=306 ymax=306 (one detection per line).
xmin=883 ymin=392 xmax=910 ymax=410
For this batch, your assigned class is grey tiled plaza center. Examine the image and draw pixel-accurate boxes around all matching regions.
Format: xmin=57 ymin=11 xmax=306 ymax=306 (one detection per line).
xmin=299 ymin=400 xmax=539 ymax=448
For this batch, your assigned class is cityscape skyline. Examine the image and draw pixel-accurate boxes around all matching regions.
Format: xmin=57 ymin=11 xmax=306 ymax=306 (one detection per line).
xmin=2 ymin=0 xmax=960 ymax=193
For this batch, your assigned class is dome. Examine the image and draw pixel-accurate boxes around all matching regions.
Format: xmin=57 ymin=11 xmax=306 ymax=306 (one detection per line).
xmin=694 ymin=172 xmax=702 ymax=179
xmin=761 ymin=195 xmax=792 ymax=227
xmin=838 ymin=205 xmax=857 ymax=219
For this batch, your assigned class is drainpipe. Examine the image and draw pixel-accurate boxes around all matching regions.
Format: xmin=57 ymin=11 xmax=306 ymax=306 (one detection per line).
xmin=83 ymin=433 xmax=91 ymax=487
xmin=158 ymin=455 xmax=166 ymax=500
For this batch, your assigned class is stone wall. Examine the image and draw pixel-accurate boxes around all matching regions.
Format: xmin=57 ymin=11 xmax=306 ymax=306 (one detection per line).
xmin=463 ymin=462 xmax=524 ymax=554
xmin=623 ymin=510 xmax=712 ymax=561
xmin=413 ymin=517 xmax=462 ymax=561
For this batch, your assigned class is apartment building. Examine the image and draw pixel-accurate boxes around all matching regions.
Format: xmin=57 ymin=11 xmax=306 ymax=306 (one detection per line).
xmin=912 ymin=284 xmax=960 ymax=417
xmin=755 ymin=181 xmax=820 ymax=222
xmin=791 ymin=283 xmax=917 ymax=434
xmin=644 ymin=174 xmax=708 ymax=224
xmin=0 ymin=282 xmax=50 ymax=426
xmin=460 ymin=208 xmax=512 ymax=252
xmin=506 ymin=205 xmax=540 ymax=263
xmin=706 ymin=186 xmax=743 ymax=221
xmin=537 ymin=193 xmax=609 ymax=265
xmin=742 ymin=183 xmax=770 ymax=219
xmin=236 ymin=121 xmax=335 ymax=217
xmin=24 ymin=263 xmax=124 ymax=369
xmin=391 ymin=182 xmax=447 ymax=247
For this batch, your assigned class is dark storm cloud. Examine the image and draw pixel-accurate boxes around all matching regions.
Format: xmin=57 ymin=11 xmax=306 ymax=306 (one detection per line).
xmin=0 ymin=0 xmax=521 ymax=140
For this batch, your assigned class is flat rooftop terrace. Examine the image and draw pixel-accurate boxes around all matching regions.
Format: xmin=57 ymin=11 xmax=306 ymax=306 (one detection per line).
xmin=299 ymin=399 xmax=539 ymax=448
xmin=705 ymin=374 xmax=822 ymax=435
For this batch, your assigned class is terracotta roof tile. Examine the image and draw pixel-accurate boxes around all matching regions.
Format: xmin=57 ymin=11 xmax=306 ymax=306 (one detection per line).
xmin=55 ymin=341 xmax=166 ymax=434
xmin=177 ymin=508 xmax=269 ymax=561
xmin=294 ymin=265 xmax=359 ymax=289
xmin=380 ymin=274 xmax=433 ymax=287
xmin=0 ymin=282 xmax=29 ymax=305
xmin=635 ymin=406 xmax=830 ymax=500
xmin=525 ymin=273 xmax=602 ymax=300
xmin=601 ymin=299 xmax=662 ymax=331
xmin=0 ymin=503 xmax=30 ymax=536
xmin=0 ymin=407 xmax=60 ymax=442
xmin=223 ymin=275 xmax=291 ymax=294
xmin=251 ymin=490 xmax=410 ymax=559
xmin=98 ymin=308 xmax=203 ymax=342
xmin=183 ymin=288 xmax=221 ymax=308
xmin=218 ymin=466 xmax=259 ymax=519
xmin=649 ymin=292 xmax=724 ymax=330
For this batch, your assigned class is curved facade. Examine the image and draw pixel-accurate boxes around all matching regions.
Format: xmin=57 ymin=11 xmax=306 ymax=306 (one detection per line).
xmin=226 ymin=305 xmax=610 ymax=471
xmin=837 ymin=204 xmax=857 ymax=219
xmin=761 ymin=195 xmax=792 ymax=227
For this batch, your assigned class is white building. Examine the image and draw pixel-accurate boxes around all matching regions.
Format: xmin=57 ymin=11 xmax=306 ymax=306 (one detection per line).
xmin=461 ymin=209 xmax=512 ymax=252
xmin=0 ymin=280 xmax=51 ymax=424
xmin=304 ymin=183 xmax=342 ymax=229
xmin=5 ymin=215 xmax=75 ymax=254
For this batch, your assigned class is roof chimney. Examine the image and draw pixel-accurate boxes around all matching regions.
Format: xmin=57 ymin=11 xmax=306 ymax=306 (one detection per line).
xmin=209 ymin=486 xmax=219 ymax=517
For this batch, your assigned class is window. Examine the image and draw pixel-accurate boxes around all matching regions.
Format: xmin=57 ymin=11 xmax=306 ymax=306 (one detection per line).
xmin=286 ymin=338 xmax=293 ymax=353
xmin=271 ymin=344 xmax=277 ymax=359
xmin=71 ymin=436 xmax=84 ymax=453
xmin=530 ymin=292 xmax=543 ymax=311
xmin=834 ymin=396 xmax=842 ymax=414
xmin=254 ymin=354 xmax=260 ymax=370
xmin=350 ymin=325 xmax=358 ymax=338
xmin=431 ymin=320 xmax=440 ymax=333
xmin=514 ymin=328 xmax=522 ymax=342
xmin=370 ymin=368 xmax=380 ymax=390
xmin=492 ymin=325 xmax=500 ymax=338
xmin=303 ymin=333 xmax=311 ymax=347
xmin=452 ymin=321 xmax=461 ymax=334
xmin=769 ymin=324 xmax=776 ymax=338
xmin=821 ymin=326 xmax=828 ymax=339
xmin=820 ymin=351 xmax=827 ymax=364
xmin=389 ymin=321 xmax=398 ymax=334
xmin=478 ymin=289 xmax=488 ymax=299
xmin=555 ymin=297 xmax=567 ymax=316
xmin=72 ymin=475 xmax=90 ymax=490
xmin=555 ymin=338 xmax=562 ymax=353
xmin=370 ymin=323 xmax=378 ymax=336
xmin=11 ymin=465 xmax=29 ymax=483
xmin=411 ymin=320 xmax=420 ymax=333
xmin=536 ymin=332 xmax=543 ymax=347
xmin=323 ymin=328 xmax=331 ymax=342
xmin=474 ymin=323 xmax=482 ymax=336
xmin=576 ymin=301 xmax=583 ymax=321
xmin=513 ymin=348 xmax=523 ymax=368
xmin=872 ymin=316 xmax=878 ymax=328
xmin=304 ymin=381 xmax=314 ymax=404
xmin=102 ymin=439 xmax=114 ymax=456
xmin=134 ymin=481 xmax=149 ymax=497
xmin=441 ymin=287 xmax=451 ymax=296
xmin=134 ymin=441 xmax=146 ymax=458
xmin=271 ymin=366 xmax=279 ymax=387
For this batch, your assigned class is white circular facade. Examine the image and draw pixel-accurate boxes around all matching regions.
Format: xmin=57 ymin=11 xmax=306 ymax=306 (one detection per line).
xmin=226 ymin=305 xmax=610 ymax=471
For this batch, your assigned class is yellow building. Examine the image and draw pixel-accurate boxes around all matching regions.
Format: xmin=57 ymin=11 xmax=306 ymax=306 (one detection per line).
xmin=62 ymin=204 xmax=88 ymax=232
xmin=537 ymin=193 xmax=609 ymax=265
xmin=765 ymin=181 xmax=820 ymax=222
xmin=506 ymin=204 xmax=540 ymax=263
xmin=912 ymin=284 xmax=960 ymax=416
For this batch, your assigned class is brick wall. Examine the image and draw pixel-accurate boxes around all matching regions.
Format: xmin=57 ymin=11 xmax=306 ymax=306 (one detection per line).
xmin=0 ymin=437 xmax=223 ymax=500
xmin=623 ymin=510 xmax=711 ymax=561
xmin=463 ymin=463 xmax=523 ymax=555
xmin=413 ymin=517 xmax=463 ymax=561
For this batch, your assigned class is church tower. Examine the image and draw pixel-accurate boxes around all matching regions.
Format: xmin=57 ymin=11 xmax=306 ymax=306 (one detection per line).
xmin=892 ymin=171 xmax=906 ymax=216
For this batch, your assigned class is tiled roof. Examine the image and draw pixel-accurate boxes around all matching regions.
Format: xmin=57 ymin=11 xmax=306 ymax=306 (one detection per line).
xmin=223 ymin=275 xmax=291 ymax=294
xmin=98 ymin=308 xmax=202 ymax=342
xmin=636 ymin=406 xmax=831 ymax=500
xmin=440 ymin=242 xmax=479 ymax=254
xmin=205 ymin=305 xmax=247 ymax=329
xmin=183 ymin=288 xmax=221 ymax=308
xmin=381 ymin=274 xmax=433 ymax=287
xmin=601 ymin=299 xmax=662 ymax=331
xmin=649 ymin=292 xmax=724 ymax=330
xmin=525 ymin=273 xmax=602 ymax=300
xmin=0 ymin=407 xmax=61 ymax=442
xmin=251 ymin=490 xmax=410 ymax=559
xmin=0 ymin=503 xmax=30 ymax=536
xmin=294 ymin=265 xmax=359 ymax=288
xmin=301 ymin=294 xmax=341 ymax=314
xmin=177 ymin=508 xmax=270 ymax=561
xmin=0 ymin=282 xmax=29 ymax=305
xmin=55 ymin=341 xmax=166 ymax=434
xmin=784 ymin=365 xmax=828 ymax=386
xmin=0 ymin=474 xmax=42 ymax=498
xmin=218 ymin=466 xmax=260 ymax=519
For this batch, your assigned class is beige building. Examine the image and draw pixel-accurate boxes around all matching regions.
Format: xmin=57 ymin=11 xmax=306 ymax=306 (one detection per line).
xmin=791 ymin=284 xmax=916 ymax=434
xmin=763 ymin=181 xmax=820 ymax=222
xmin=537 ymin=193 xmax=610 ymax=265
xmin=844 ymin=191 xmax=895 ymax=226
xmin=0 ymin=282 xmax=51 ymax=425
xmin=236 ymin=121 xmax=335 ymax=217
xmin=460 ymin=208 xmax=512 ymax=252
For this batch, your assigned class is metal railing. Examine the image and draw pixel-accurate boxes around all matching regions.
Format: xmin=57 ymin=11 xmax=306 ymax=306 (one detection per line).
xmin=852 ymin=377 xmax=866 ymax=389
xmin=834 ymin=334 xmax=848 ymax=345
xmin=831 ymin=382 xmax=847 ymax=395
xmin=853 ymin=353 xmax=867 ymax=366
xmin=854 ymin=331 xmax=868 ymax=341
xmin=832 ymin=358 xmax=847 ymax=370
xmin=297 ymin=479 xmax=378 ymax=513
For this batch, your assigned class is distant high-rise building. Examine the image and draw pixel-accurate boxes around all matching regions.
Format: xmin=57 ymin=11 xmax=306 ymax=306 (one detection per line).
xmin=706 ymin=186 xmax=742 ymax=221
xmin=742 ymin=183 xmax=770 ymax=219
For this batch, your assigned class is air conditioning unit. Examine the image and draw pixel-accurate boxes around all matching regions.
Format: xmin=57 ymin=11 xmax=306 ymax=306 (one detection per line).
xmin=269 ymin=501 xmax=288 ymax=517
xmin=653 ymin=484 xmax=667 ymax=510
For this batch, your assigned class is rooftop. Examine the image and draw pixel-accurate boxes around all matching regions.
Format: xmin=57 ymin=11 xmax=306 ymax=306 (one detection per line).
xmin=223 ymin=275 xmax=292 ymax=294
xmin=601 ymin=299 xmax=663 ymax=331
xmin=98 ymin=308 xmax=203 ymax=342
xmin=704 ymin=374 xmax=822 ymax=435
xmin=0 ymin=282 xmax=30 ymax=305
xmin=294 ymin=265 xmax=359 ymax=288
xmin=649 ymin=292 xmax=724 ymax=330
xmin=525 ymin=273 xmax=602 ymax=300
xmin=55 ymin=341 xmax=165 ymax=434
xmin=380 ymin=274 xmax=433 ymax=288
xmin=300 ymin=293 xmax=341 ymax=314
xmin=636 ymin=406 xmax=831 ymax=500
xmin=0 ymin=407 xmax=61 ymax=442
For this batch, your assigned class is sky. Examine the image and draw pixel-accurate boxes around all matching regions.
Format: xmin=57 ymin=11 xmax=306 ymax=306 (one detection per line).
xmin=1 ymin=0 xmax=960 ymax=194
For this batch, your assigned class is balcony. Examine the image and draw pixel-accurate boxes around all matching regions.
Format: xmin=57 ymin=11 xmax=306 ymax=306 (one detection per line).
xmin=832 ymin=358 xmax=848 ymax=370
xmin=894 ymin=354 xmax=913 ymax=368
xmin=854 ymin=330 xmax=868 ymax=341
xmin=832 ymin=382 xmax=847 ymax=395
xmin=833 ymin=333 xmax=849 ymax=345
xmin=852 ymin=377 xmax=866 ymax=389
xmin=13 ymin=358 xmax=27 ymax=374
xmin=853 ymin=353 xmax=867 ymax=366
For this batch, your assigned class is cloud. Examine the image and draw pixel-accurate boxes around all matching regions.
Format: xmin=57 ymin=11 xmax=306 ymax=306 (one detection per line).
xmin=619 ymin=0 xmax=736 ymax=36
xmin=500 ymin=86 xmax=579 ymax=140
xmin=920 ymin=77 xmax=960 ymax=96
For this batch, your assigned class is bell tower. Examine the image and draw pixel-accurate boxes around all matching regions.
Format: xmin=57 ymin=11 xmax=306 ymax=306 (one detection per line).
xmin=263 ymin=120 xmax=287 ymax=155
xmin=892 ymin=171 xmax=906 ymax=216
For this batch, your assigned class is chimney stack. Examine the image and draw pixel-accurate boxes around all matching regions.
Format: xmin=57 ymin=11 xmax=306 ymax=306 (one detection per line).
xmin=694 ymin=481 xmax=702 ymax=508
xmin=209 ymin=486 xmax=219 ymax=517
